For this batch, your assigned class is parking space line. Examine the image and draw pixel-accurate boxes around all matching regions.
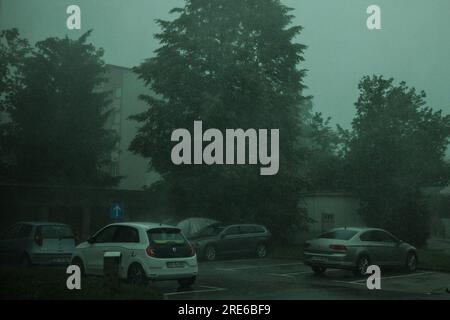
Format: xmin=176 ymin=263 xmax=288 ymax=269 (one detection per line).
xmin=269 ymin=271 xmax=312 ymax=277
xmin=163 ymin=285 xmax=227 ymax=297
xmin=215 ymin=266 xmax=252 ymax=271
xmin=219 ymin=259 xmax=263 ymax=264
xmin=216 ymin=262 xmax=304 ymax=271
xmin=332 ymin=272 xmax=435 ymax=286
xmin=332 ymin=280 xmax=366 ymax=285
xmin=350 ymin=271 xmax=435 ymax=284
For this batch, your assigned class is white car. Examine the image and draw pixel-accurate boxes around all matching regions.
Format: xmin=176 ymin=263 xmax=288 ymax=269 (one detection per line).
xmin=71 ymin=222 xmax=198 ymax=286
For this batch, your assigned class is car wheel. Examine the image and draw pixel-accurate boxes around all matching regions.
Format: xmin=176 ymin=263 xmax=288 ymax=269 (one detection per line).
xmin=354 ymin=255 xmax=370 ymax=277
xmin=19 ymin=253 xmax=32 ymax=267
xmin=256 ymin=243 xmax=268 ymax=259
xmin=204 ymin=245 xmax=216 ymax=261
xmin=128 ymin=263 xmax=147 ymax=287
xmin=178 ymin=276 xmax=196 ymax=288
xmin=311 ymin=266 xmax=326 ymax=275
xmin=405 ymin=252 xmax=418 ymax=272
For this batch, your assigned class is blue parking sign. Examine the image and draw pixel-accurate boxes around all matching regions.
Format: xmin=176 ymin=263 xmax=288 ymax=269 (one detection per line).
xmin=110 ymin=203 xmax=124 ymax=220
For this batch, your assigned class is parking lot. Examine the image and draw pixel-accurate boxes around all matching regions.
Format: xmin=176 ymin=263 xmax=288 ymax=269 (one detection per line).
xmin=151 ymin=258 xmax=450 ymax=300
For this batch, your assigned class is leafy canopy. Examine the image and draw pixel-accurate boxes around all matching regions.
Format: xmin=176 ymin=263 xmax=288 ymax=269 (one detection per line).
xmin=0 ymin=30 xmax=118 ymax=186
xmin=131 ymin=0 xmax=311 ymax=236
xmin=345 ymin=75 xmax=450 ymax=245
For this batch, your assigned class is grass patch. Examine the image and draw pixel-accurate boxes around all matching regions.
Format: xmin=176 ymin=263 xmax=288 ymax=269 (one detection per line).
xmin=417 ymin=249 xmax=450 ymax=272
xmin=0 ymin=266 xmax=163 ymax=300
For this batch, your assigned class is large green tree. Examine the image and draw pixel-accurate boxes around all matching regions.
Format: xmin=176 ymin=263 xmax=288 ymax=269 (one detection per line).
xmin=0 ymin=29 xmax=30 ymax=112
xmin=304 ymin=112 xmax=347 ymax=191
xmin=1 ymin=30 xmax=119 ymax=186
xmin=131 ymin=0 xmax=311 ymax=238
xmin=345 ymin=75 xmax=450 ymax=245
xmin=0 ymin=29 xmax=31 ymax=177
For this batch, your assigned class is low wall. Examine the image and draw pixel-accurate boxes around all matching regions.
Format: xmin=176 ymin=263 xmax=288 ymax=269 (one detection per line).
xmin=0 ymin=183 xmax=177 ymax=241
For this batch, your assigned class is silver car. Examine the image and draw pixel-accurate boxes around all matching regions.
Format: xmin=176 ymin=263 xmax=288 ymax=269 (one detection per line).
xmin=0 ymin=222 xmax=76 ymax=266
xmin=304 ymin=227 xmax=418 ymax=276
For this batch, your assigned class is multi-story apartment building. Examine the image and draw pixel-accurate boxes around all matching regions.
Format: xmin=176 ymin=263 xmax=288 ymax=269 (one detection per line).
xmin=102 ymin=64 xmax=160 ymax=190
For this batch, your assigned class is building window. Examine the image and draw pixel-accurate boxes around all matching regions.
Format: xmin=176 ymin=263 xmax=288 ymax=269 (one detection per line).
xmin=110 ymin=161 xmax=119 ymax=177
xmin=114 ymin=112 xmax=121 ymax=126
xmin=115 ymin=88 xmax=122 ymax=99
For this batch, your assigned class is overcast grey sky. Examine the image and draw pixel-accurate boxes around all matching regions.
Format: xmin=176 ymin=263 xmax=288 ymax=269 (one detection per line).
xmin=1 ymin=0 xmax=449 ymax=128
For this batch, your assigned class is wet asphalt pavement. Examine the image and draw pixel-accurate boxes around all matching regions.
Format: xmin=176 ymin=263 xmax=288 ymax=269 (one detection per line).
xmin=150 ymin=258 xmax=450 ymax=300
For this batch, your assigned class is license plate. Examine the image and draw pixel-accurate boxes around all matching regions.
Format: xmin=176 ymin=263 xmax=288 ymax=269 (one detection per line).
xmin=167 ymin=261 xmax=185 ymax=268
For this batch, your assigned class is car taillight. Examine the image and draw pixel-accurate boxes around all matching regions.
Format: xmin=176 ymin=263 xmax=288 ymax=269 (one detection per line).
xmin=34 ymin=235 xmax=43 ymax=246
xmin=329 ymin=244 xmax=347 ymax=252
xmin=146 ymin=246 xmax=156 ymax=257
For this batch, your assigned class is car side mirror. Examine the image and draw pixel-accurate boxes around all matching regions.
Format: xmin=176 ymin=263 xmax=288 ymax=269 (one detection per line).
xmin=87 ymin=236 xmax=95 ymax=244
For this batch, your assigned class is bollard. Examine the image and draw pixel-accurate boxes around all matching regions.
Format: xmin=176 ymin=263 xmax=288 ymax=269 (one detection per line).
xmin=103 ymin=251 xmax=122 ymax=293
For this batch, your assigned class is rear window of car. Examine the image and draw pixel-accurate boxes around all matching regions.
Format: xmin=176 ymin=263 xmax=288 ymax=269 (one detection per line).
xmin=147 ymin=228 xmax=188 ymax=246
xmin=318 ymin=230 xmax=357 ymax=240
xmin=37 ymin=225 xmax=74 ymax=239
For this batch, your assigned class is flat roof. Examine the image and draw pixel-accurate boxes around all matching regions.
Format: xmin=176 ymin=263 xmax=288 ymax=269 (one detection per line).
xmin=105 ymin=64 xmax=132 ymax=71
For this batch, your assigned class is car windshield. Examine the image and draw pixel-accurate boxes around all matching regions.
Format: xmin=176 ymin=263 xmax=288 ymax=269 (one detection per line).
xmin=192 ymin=224 xmax=226 ymax=237
xmin=318 ymin=230 xmax=358 ymax=240
xmin=38 ymin=225 xmax=74 ymax=239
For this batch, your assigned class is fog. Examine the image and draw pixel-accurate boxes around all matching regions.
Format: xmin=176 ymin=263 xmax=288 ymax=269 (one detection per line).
xmin=1 ymin=0 xmax=450 ymax=128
